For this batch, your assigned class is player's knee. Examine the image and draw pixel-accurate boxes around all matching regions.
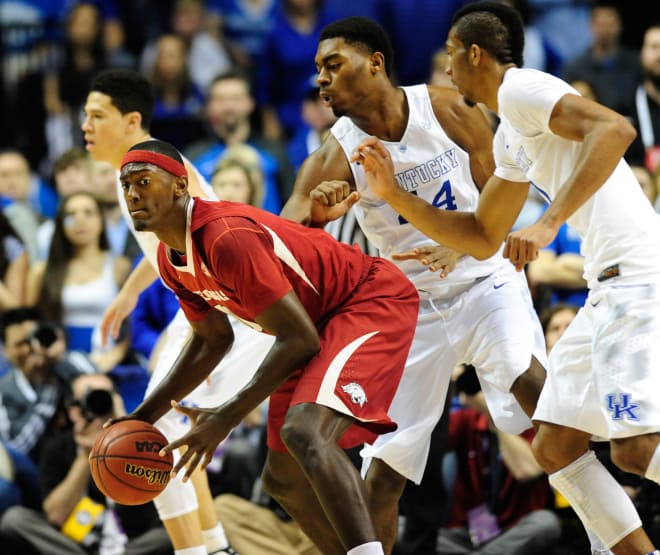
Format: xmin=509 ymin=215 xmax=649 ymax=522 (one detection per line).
xmin=279 ymin=405 xmax=325 ymax=460
xmin=532 ymin=423 xmax=593 ymax=474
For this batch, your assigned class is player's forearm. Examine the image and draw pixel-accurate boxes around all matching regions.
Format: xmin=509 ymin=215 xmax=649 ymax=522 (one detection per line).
xmin=133 ymin=333 xmax=233 ymax=423
xmin=120 ymin=257 xmax=159 ymax=298
xmin=382 ymin=188 xmax=500 ymax=259
xmin=543 ymin=118 xmax=636 ymax=228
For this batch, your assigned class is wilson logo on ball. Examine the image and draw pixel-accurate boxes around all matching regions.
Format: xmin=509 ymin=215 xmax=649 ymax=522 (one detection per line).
xmin=124 ymin=463 xmax=170 ymax=485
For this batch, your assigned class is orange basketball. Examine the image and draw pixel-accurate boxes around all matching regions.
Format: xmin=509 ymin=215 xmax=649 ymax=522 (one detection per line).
xmin=89 ymin=420 xmax=174 ymax=505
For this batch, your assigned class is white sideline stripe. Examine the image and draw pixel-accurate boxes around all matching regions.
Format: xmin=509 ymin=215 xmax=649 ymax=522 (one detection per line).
xmin=316 ymin=331 xmax=379 ymax=417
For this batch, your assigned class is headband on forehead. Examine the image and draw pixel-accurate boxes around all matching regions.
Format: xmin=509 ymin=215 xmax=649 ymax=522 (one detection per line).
xmin=120 ymin=150 xmax=187 ymax=177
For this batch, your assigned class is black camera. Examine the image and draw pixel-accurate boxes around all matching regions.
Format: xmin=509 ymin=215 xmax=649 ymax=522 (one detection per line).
xmin=74 ymin=389 xmax=115 ymax=421
xmin=26 ymin=322 xmax=59 ymax=349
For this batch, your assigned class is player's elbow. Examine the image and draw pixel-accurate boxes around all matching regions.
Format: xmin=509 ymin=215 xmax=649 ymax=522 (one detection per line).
xmin=471 ymin=238 xmax=502 ymax=261
xmin=611 ymin=113 xmax=637 ymax=148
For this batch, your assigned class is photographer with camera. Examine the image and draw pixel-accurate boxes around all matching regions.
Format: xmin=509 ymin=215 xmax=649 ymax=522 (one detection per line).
xmin=0 ymin=307 xmax=97 ymax=462
xmin=0 ymin=372 xmax=173 ymax=555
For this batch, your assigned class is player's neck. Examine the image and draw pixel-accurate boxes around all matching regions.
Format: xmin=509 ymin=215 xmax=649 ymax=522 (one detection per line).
xmin=351 ymin=87 xmax=408 ymax=141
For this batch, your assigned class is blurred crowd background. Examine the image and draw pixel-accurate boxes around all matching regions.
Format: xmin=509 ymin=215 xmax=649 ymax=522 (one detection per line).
xmin=0 ymin=1 xmax=659 ymax=554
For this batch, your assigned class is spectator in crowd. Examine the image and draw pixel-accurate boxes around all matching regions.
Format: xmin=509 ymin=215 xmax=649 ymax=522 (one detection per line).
xmin=539 ymin=302 xmax=579 ymax=354
xmin=0 ymin=372 xmax=173 ymax=555
xmin=0 ymin=307 xmax=97 ymax=461
xmin=211 ymin=145 xmax=265 ymax=207
xmin=0 ymin=150 xmax=51 ymax=262
xmin=436 ymin=364 xmax=561 ymax=555
xmin=42 ymin=2 xmax=109 ymax=168
xmin=26 ymin=192 xmax=132 ymax=373
xmin=0 ymin=439 xmax=41 ymax=518
xmin=377 ymin=0 xmax=470 ymax=86
xmin=206 ymin=0 xmax=278 ymax=73
xmin=526 ymin=0 xmax=592 ymax=71
xmin=561 ymin=3 xmax=640 ymax=111
xmin=91 ymin=156 xmax=142 ymax=262
xmin=622 ymin=23 xmax=660 ymax=170
xmin=36 ymin=147 xmax=95 ymax=260
xmin=140 ymin=0 xmax=232 ymax=94
xmin=287 ymin=81 xmax=337 ymax=172
xmin=147 ymin=33 xmax=206 ymax=151
xmin=0 ymin=210 xmax=29 ymax=311
xmin=255 ymin=0 xmax=340 ymax=140
xmin=185 ymin=70 xmax=294 ymax=213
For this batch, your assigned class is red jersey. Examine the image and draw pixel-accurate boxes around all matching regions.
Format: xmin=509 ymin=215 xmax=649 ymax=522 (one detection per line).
xmin=157 ymin=199 xmax=373 ymax=331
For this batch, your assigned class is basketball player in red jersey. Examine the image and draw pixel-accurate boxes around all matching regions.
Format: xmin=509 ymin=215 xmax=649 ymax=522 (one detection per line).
xmin=117 ymin=138 xmax=419 ymax=555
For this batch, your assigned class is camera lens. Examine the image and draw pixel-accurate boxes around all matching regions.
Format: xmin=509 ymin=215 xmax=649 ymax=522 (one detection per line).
xmin=83 ymin=389 xmax=114 ymax=418
xmin=32 ymin=323 xmax=58 ymax=348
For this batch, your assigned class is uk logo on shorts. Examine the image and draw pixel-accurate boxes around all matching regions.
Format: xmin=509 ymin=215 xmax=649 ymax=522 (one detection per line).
xmin=606 ymin=393 xmax=640 ymax=421
xmin=342 ymin=383 xmax=368 ymax=407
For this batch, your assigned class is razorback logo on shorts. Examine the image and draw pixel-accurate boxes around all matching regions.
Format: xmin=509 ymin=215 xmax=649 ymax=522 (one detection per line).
xmin=342 ymin=382 xmax=368 ymax=407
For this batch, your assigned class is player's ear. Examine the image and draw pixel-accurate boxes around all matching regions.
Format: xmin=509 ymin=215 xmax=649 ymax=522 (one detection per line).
xmin=173 ymin=176 xmax=188 ymax=197
xmin=468 ymin=43 xmax=482 ymax=67
xmin=370 ymin=52 xmax=385 ymax=74
xmin=125 ymin=111 xmax=143 ymax=133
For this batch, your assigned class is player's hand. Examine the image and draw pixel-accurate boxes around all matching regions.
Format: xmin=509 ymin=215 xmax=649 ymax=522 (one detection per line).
xmin=392 ymin=245 xmax=462 ymax=279
xmin=504 ymin=221 xmax=559 ymax=271
xmin=351 ymin=137 xmax=398 ymax=200
xmin=160 ymin=401 xmax=238 ymax=482
xmin=309 ymin=180 xmax=360 ymax=224
xmin=100 ymin=289 xmax=139 ymax=347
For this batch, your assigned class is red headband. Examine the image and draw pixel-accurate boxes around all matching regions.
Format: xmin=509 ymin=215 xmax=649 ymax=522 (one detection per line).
xmin=120 ymin=150 xmax=187 ymax=177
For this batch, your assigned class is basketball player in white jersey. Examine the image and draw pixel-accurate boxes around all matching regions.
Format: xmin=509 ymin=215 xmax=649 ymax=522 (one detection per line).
xmin=82 ymin=69 xmax=274 ymax=555
xmin=280 ymin=16 xmax=548 ymax=554
xmin=354 ymin=3 xmax=660 ymax=554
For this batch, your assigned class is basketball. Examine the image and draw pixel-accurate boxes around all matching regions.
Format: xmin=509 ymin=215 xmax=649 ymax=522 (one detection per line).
xmin=89 ymin=420 xmax=174 ymax=505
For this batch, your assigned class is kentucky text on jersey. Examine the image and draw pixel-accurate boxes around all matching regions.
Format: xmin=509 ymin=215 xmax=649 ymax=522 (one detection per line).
xmin=394 ymin=148 xmax=458 ymax=192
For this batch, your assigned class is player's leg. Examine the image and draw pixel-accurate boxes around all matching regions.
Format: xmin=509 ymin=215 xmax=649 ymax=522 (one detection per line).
xmin=363 ymin=458 xmax=406 ymax=554
xmin=279 ymin=403 xmax=381 ymax=553
xmin=534 ymin=422 xmax=654 ymax=554
xmin=508 ymin=354 xmax=546 ymax=419
xmin=190 ymin=468 xmax=235 ymax=554
xmin=261 ymin=449 xmax=344 ymax=555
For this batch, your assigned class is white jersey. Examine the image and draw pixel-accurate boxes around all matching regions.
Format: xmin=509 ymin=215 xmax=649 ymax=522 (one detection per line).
xmin=116 ymin=156 xmax=216 ymax=270
xmin=331 ymin=85 xmax=506 ymax=297
xmin=494 ymin=68 xmax=660 ymax=288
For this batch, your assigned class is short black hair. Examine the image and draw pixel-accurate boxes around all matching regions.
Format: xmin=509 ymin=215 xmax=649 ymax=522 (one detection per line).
xmin=0 ymin=307 xmax=42 ymax=342
xmin=90 ymin=69 xmax=154 ymax=131
xmin=451 ymin=1 xmax=525 ymax=68
xmin=128 ymin=139 xmax=184 ymax=165
xmin=319 ymin=16 xmax=394 ymax=77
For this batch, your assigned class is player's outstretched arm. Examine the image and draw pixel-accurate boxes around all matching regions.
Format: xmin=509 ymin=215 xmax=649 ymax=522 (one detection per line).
xmin=100 ymin=257 xmax=159 ymax=345
xmin=162 ymin=290 xmax=321 ymax=480
xmin=356 ymin=137 xmax=529 ymax=260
